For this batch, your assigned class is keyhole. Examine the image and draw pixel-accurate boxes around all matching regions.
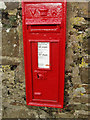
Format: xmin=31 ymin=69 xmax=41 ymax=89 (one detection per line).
xmin=37 ymin=74 xmax=39 ymax=79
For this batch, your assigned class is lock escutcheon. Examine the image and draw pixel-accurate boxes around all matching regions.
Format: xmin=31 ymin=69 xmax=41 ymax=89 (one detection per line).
xmin=37 ymin=73 xmax=43 ymax=79
xmin=34 ymin=70 xmax=47 ymax=80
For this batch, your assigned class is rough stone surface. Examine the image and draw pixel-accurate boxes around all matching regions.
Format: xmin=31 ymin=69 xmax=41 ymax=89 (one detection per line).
xmin=1 ymin=1 xmax=89 ymax=119
xmin=2 ymin=28 xmax=19 ymax=57
xmin=80 ymin=68 xmax=89 ymax=84
xmin=5 ymin=2 xmax=19 ymax=10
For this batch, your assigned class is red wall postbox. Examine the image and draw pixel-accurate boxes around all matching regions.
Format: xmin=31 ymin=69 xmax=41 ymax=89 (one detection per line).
xmin=22 ymin=0 xmax=66 ymax=108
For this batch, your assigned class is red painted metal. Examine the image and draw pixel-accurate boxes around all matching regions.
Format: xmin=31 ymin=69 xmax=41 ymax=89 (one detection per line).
xmin=22 ymin=0 xmax=66 ymax=108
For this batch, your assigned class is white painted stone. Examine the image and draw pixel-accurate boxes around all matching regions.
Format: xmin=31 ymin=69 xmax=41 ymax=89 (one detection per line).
xmin=75 ymin=87 xmax=86 ymax=93
xmin=13 ymin=44 xmax=17 ymax=47
xmin=6 ymin=28 xmax=10 ymax=33
xmin=0 ymin=2 xmax=6 ymax=10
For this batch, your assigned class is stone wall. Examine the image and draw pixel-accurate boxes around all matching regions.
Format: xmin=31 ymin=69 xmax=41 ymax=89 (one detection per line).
xmin=0 ymin=1 xmax=89 ymax=119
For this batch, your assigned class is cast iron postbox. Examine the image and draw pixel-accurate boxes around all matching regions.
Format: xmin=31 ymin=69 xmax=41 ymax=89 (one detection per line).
xmin=22 ymin=0 xmax=66 ymax=108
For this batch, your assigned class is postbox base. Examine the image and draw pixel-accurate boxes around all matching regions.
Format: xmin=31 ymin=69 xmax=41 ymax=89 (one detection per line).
xmin=28 ymin=102 xmax=63 ymax=108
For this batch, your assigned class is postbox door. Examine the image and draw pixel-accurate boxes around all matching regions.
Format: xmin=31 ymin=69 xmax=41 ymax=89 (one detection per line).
xmin=30 ymin=41 xmax=59 ymax=103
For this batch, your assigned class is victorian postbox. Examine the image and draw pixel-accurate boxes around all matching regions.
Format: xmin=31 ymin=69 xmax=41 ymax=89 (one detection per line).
xmin=22 ymin=0 xmax=66 ymax=108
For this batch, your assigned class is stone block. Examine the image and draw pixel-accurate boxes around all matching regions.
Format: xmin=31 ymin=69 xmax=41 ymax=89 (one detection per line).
xmin=76 ymin=2 xmax=89 ymax=18
xmin=69 ymin=103 xmax=89 ymax=111
xmin=55 ymin=112 xmax=74 ymax=118
xmin=65 ymin=48 xmax=73 ymax=70
xmin=73 ymin=94 xmax=90 ymax=103
xmin=82 ymin=84 xmax=90 ymax=94
xmin=5 ymin=2 xmax=19 ymax=10
xmin=72 ymin=66 xmax=82 ymax=84
xmin=2 ymin=13 xmax=18 ymax=27
xmin=79 ymin=68 xmax=89 ymax=84
xmin=74 ymin=110 xmax=90 ymax=118
xmin=2 ymin=28 xmax=19 ymax=57
xmin=1 ymin=56 xmax=21 ymax=65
